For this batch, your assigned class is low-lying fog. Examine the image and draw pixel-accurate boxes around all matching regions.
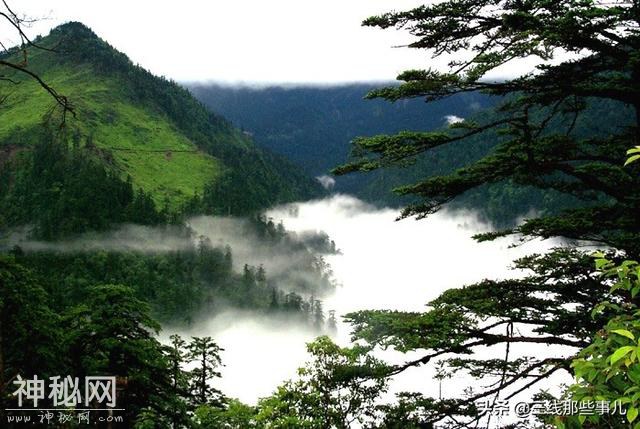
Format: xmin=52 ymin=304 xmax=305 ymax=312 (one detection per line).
xmin=171 ymin=195 xmax=569 ymax=406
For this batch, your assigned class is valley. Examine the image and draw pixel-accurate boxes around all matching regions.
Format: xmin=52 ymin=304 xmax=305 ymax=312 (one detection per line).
xmin=1 ymin=3 xmax=639 ymax=427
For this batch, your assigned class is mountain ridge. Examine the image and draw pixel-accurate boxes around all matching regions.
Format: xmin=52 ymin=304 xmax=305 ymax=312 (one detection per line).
xmin=0 ymin=22 xmax=321 ymax=215
xmin=188 ymin=82 xmax=496 ymax=198
xmin=189 ymin=83 xmax=634 ymax=225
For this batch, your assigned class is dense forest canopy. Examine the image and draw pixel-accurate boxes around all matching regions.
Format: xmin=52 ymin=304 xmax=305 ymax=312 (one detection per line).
xmin=188 ymin=83 xmax=495 ymax=193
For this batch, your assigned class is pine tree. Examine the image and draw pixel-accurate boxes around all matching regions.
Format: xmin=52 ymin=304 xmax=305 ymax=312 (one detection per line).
xmin=327 ymin=310 xmax=338 ymax=334
xmin=0 ymin=257 xmax=63 ymax=414
xmin=312 ymin=299 xmax=325 ymax=331
xmin=64 ymin=284 xmax=174 ymax=423
xmin=187 ymin=337 xmax=224 ymax=407
xmin=163 ymin=335 xmax=191 ymax=428
xmin=332 ymin=0 xmax=640 ymax=426
xmin=256 ymin=264 xmax=267 ymax=284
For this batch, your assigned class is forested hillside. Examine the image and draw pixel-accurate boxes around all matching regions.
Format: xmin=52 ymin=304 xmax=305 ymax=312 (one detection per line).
xmin=189 ymin=84 xmax=494 ymax=195
xmin=191 ymin=84 xmax=634 ymax=224
xmin=0 ymin=20 xmax=337 ymax=324
xmin=0 ymin=22 xmax=321 ymax=233
xmin=0 ymin=22 xmax=335 ymax=425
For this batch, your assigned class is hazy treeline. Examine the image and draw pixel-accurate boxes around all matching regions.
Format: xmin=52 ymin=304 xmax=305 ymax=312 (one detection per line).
xmin=5 ymin=213 xmax=338 ymax=330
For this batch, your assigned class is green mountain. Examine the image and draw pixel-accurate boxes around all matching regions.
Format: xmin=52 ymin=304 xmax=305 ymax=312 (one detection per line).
xmin=0 ymin=24 xmax=336 ymax=333
xmin=189 ymin=84 xmax=496 ymax=196
xmin=0 ymin=22 xmax=320 ymax=225
xmin=190 ymin=84 xmax=634 ymax=225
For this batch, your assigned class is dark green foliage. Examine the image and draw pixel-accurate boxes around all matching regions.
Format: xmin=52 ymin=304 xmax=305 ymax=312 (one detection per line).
xmin=342 ymin=249 xmax=626 ymax=427
xmin=190 ymin=84 xmax=504 ymax=212
xmin=0 ymin=256 xmax=62 ymax=413
xmin=329 ymin=0 xmax=640 ymax=426
xmin=349 ymin=249 xmax=610 ymax=353
xmin=189 ymin=83 xmax=494 ymax=186
xmin=165 ymin=335 xmax=191 ymax=428
xmin=187 ymin=337 xmax=224 ymax=407
xmin=336 ymin=97 xmax=637 ymax=229
xmin=0 ymin=256 xmax=238 ymax=427
xmin=336 ymin=3 xmax=640 ymax=236
xmin=13 ymin=244 xmax=328 ymax=328
xmin=189 ymin=146 xmax=323 ymax=216
xmin=0 ymin=133 xmax=164 ymax=239
xmin=191 ymin=84 xmax=634 ymax=226
xmin=0 ymin=257 xmax=183 ymax=425
xmin=255 ymin=336 xmax=390 ymax=428
xmin=0 ymin=17 xmax=332 ymax=429
xmin=64 ymin=284 xmax=174 ymax=423
xmin=8 ymin=214 xmax=336 ymax=328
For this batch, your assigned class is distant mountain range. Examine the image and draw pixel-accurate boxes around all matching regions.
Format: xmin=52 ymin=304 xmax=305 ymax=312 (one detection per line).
xmin=188 ymin=83 xmax=496 ymax=197
xmin=189 ymin=83 xmax=634 ymax=224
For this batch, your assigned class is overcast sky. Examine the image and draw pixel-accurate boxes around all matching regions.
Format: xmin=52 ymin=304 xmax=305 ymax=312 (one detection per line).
xmin=10 ymin=1 xmax=439 ymax=84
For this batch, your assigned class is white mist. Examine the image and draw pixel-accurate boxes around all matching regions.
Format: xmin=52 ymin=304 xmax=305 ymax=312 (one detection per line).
xmin=173 ymin=195 xmax=570 ymax=407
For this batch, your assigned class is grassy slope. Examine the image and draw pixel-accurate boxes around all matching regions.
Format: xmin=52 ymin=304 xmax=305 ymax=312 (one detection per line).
xmin=0 ymin=41 xmax=221 ymax=209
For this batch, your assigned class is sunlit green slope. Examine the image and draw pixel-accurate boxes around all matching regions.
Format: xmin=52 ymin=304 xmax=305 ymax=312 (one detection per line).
xmin=0 ymin=22 xmax=319 ymax=210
